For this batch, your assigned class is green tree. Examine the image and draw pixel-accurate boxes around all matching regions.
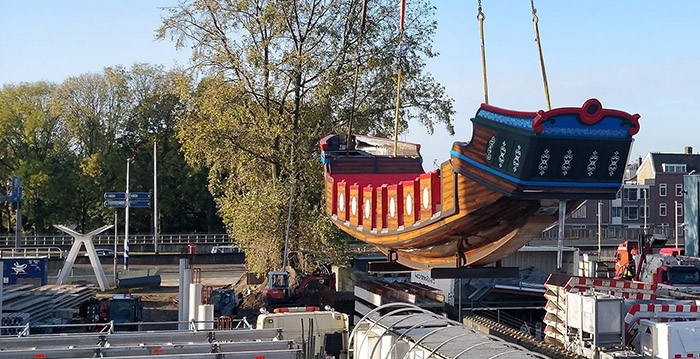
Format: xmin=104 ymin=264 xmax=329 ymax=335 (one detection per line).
xmin=160 ymin=0 xmax=454 ymax=274
xmin=0 ymin=65 xmax=223 ymax=235
xmin=0 ymin=82 xmax=77 ymax=233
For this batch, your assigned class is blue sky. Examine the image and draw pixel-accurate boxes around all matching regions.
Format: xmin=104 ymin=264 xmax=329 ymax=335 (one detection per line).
xmin=1 ymin=1 xmax=699 ymax=167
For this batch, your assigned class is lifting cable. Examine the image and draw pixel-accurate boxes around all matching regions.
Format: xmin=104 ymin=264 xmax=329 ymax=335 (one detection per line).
xmin=477 ymin=0 xmax=489 ymax=104
xmin=531 ymin=0 xmax=551 ymax=110
xmin=346 ymin=0 xmax=369 ymax=151
xmin=393 ymin=0 xmax=407 ymax=157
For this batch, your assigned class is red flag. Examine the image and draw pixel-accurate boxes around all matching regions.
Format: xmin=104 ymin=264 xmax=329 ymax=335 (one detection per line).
xmin=400 ymin=0 xmax=406 ymax=31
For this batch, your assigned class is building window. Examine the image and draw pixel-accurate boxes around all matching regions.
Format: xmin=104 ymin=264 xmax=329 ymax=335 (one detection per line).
xmin=677 ymin=202 xmax=684 ymax=217
xmin=624 ymin=206 xmax=638 ymax=220
xmin=659 ymin=203 xmax=667 ymax=217
xmin=640 ymin=205 xmax=650 ymax=218
xmin=676 ymin=183 xmax=684 ymax=197
xmin=612 ymin=207 xmax=622 ymax=218
xmin=571 ymin=206 xmax=587 ymax=219
xmin=663 ymin=164 xmax=687 ymax=173
xmin=659 ymin=183 xmax=667 ymax=197
xmin=623 ymin=188 xmax=638 ymax=201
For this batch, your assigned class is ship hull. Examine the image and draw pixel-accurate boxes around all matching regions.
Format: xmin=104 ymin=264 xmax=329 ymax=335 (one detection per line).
xmin=320 ymin=100 xmax=639 ymax=271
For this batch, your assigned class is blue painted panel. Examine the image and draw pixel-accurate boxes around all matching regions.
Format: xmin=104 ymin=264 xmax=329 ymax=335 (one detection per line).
xmin=2 ymin=257 xmax=48 ymax=285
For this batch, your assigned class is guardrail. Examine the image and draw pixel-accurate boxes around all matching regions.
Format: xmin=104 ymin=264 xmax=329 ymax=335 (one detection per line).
xmin=0 ymin=318 xmax=253 ymax=337
xmin=0 ymin=233 xmax=232 ymax=247
xmin=0 ymin=246 xmax=64 ymax=259
xmin=537 ymin=226 xmax=684 ymax=241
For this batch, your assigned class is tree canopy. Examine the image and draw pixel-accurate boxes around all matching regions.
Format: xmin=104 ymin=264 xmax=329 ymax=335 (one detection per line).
xmin=0 ymin=64 xmax=222 ymax=235
xmin=159 ymin=0 xmax=454 ymax=273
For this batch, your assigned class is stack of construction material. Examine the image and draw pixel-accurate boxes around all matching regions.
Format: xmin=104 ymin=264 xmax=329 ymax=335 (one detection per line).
xmin=1 ymin=312 xmax=31 ymax=335
xmin=1 ymin=284 xmax=96 ymax=329
xmin=354 ymin=279 xmax=445 ymax=323
xmin=543 ymin=274 xmax=569 ymax=344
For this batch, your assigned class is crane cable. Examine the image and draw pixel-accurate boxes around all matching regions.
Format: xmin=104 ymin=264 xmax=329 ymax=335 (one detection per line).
xmin=346 ymin=0 xmax=369 ymax=151
xmin=477 ymin=0 xmax=488 ymax=104
xmin=393 ymin=0 xmax=407 ymax=157
xmin=531 ymin=0 xmax=551 ymax=110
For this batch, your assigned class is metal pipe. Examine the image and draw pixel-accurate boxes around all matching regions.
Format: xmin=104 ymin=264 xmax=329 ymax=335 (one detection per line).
xmin=114 ymin=211 xmax=118 ymax=287
xmin=557 ymin=200 xmax=566 ymax=270
xmin=643 ymin=188 xmax=648 ymax=234
xmin=675 ymin=199 xmax=679 ymax=249
xmin=154 ymin=141 xmax=159 ymax=254
xmin=124 ymin=158 xmax=130 ymax=270
xmin=598 ymin=200 xmax=602 ymax=255
xmin=0 ymin=259 xmax=3 ymax=319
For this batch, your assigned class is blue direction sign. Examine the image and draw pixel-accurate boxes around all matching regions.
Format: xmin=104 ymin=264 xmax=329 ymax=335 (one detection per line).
xmin=129 ymin=200 xmax=151 ymax=208
xmin=104 ymin=192 xmax=127 ymax=200
xmin=104 ymin=200 xmax=127 ymax=208
xmin=129 ymin=192 xmax=151 ymax=200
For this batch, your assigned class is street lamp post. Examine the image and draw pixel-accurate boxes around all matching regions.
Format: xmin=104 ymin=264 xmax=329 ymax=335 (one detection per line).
xmin=124 ymin=158 xmax=130 ymax=270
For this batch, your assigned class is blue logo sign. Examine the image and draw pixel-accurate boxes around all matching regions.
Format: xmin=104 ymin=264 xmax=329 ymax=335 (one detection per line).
xmin=3 ymin=258 xmax=48 ymax=285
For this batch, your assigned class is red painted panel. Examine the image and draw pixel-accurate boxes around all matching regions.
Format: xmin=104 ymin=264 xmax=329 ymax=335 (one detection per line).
xmin=336 ymin=180 xmax=348 ymax=222
xmin=419 ymin=170 xmax=441 ymax=220
xmin=349 ymin=184 xmax=362 ymax=227
xmin=387 ymin=184 xmax=403 ymax=230
xmin=376 ymin=185 xmax=388 ymax=231
xmin=362 ymin=186 xmax=375 ymax=230
xmin=402 ymin=180 xmax=418 ymax=227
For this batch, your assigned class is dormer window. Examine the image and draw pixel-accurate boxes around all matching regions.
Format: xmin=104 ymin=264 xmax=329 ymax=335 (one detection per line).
xmin=663 ymin=164 xmax=687 ymax=173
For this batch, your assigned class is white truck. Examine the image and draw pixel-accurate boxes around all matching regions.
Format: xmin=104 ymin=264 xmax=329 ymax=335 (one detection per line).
xmin=256 ymin=307 xmax=349 ymax=359
xmin=640 ymin=319 xmax=700 ymax=359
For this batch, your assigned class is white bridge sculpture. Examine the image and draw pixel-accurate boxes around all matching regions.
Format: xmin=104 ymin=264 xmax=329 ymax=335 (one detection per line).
xmin=54 ymin=224 xmax=113 ymax=291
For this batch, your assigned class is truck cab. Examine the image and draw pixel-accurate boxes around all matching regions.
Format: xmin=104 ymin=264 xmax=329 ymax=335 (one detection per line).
xmin=109 ymin=294 xmax=143 ymax=330
xmin=256 ymin=307 xmax=349 ymax=359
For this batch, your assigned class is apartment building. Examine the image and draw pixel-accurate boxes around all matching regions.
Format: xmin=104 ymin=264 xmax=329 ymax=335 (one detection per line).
xmin=563 ymin=147 xmax=700 ymax=237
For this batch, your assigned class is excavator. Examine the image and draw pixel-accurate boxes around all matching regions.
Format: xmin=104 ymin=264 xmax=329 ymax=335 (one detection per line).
xmin=262 ymin=271 xmax=336 ymax=310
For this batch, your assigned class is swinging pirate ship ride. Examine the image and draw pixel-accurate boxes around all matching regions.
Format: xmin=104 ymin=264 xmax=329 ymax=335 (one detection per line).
xmin=320 ymin=2 xmax=641 ymax=271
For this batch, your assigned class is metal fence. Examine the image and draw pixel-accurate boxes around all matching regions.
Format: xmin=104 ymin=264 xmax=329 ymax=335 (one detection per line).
xmin=0 ymin=246 xmax=65 ymax=258
xmin=0 ymin=233 xmax=232 ymax=247
xmin=537 ymin=227 xmax=684 ymax=241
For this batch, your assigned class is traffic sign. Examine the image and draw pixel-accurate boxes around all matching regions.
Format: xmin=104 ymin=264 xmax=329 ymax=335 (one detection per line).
xmin=104 ymin=200 xmax=127 ymax=208
xmin=129 ymin=200 xmax=151 ymax=208
xmin=104 ymin=192 xmax=127 ymax=200
xmin=129 ymin=192 xmax=151 ymax=200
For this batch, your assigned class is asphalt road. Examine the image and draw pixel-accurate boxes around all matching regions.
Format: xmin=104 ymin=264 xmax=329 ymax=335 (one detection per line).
xmin=52 ymin=262 xmax=247 ymax=288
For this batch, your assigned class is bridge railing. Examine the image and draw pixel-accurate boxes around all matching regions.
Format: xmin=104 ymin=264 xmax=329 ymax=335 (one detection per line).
xmin=0 ymin=233 xmax=232 ymax=247
xmin=0 ymin=246 xmax=65 ymax=259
